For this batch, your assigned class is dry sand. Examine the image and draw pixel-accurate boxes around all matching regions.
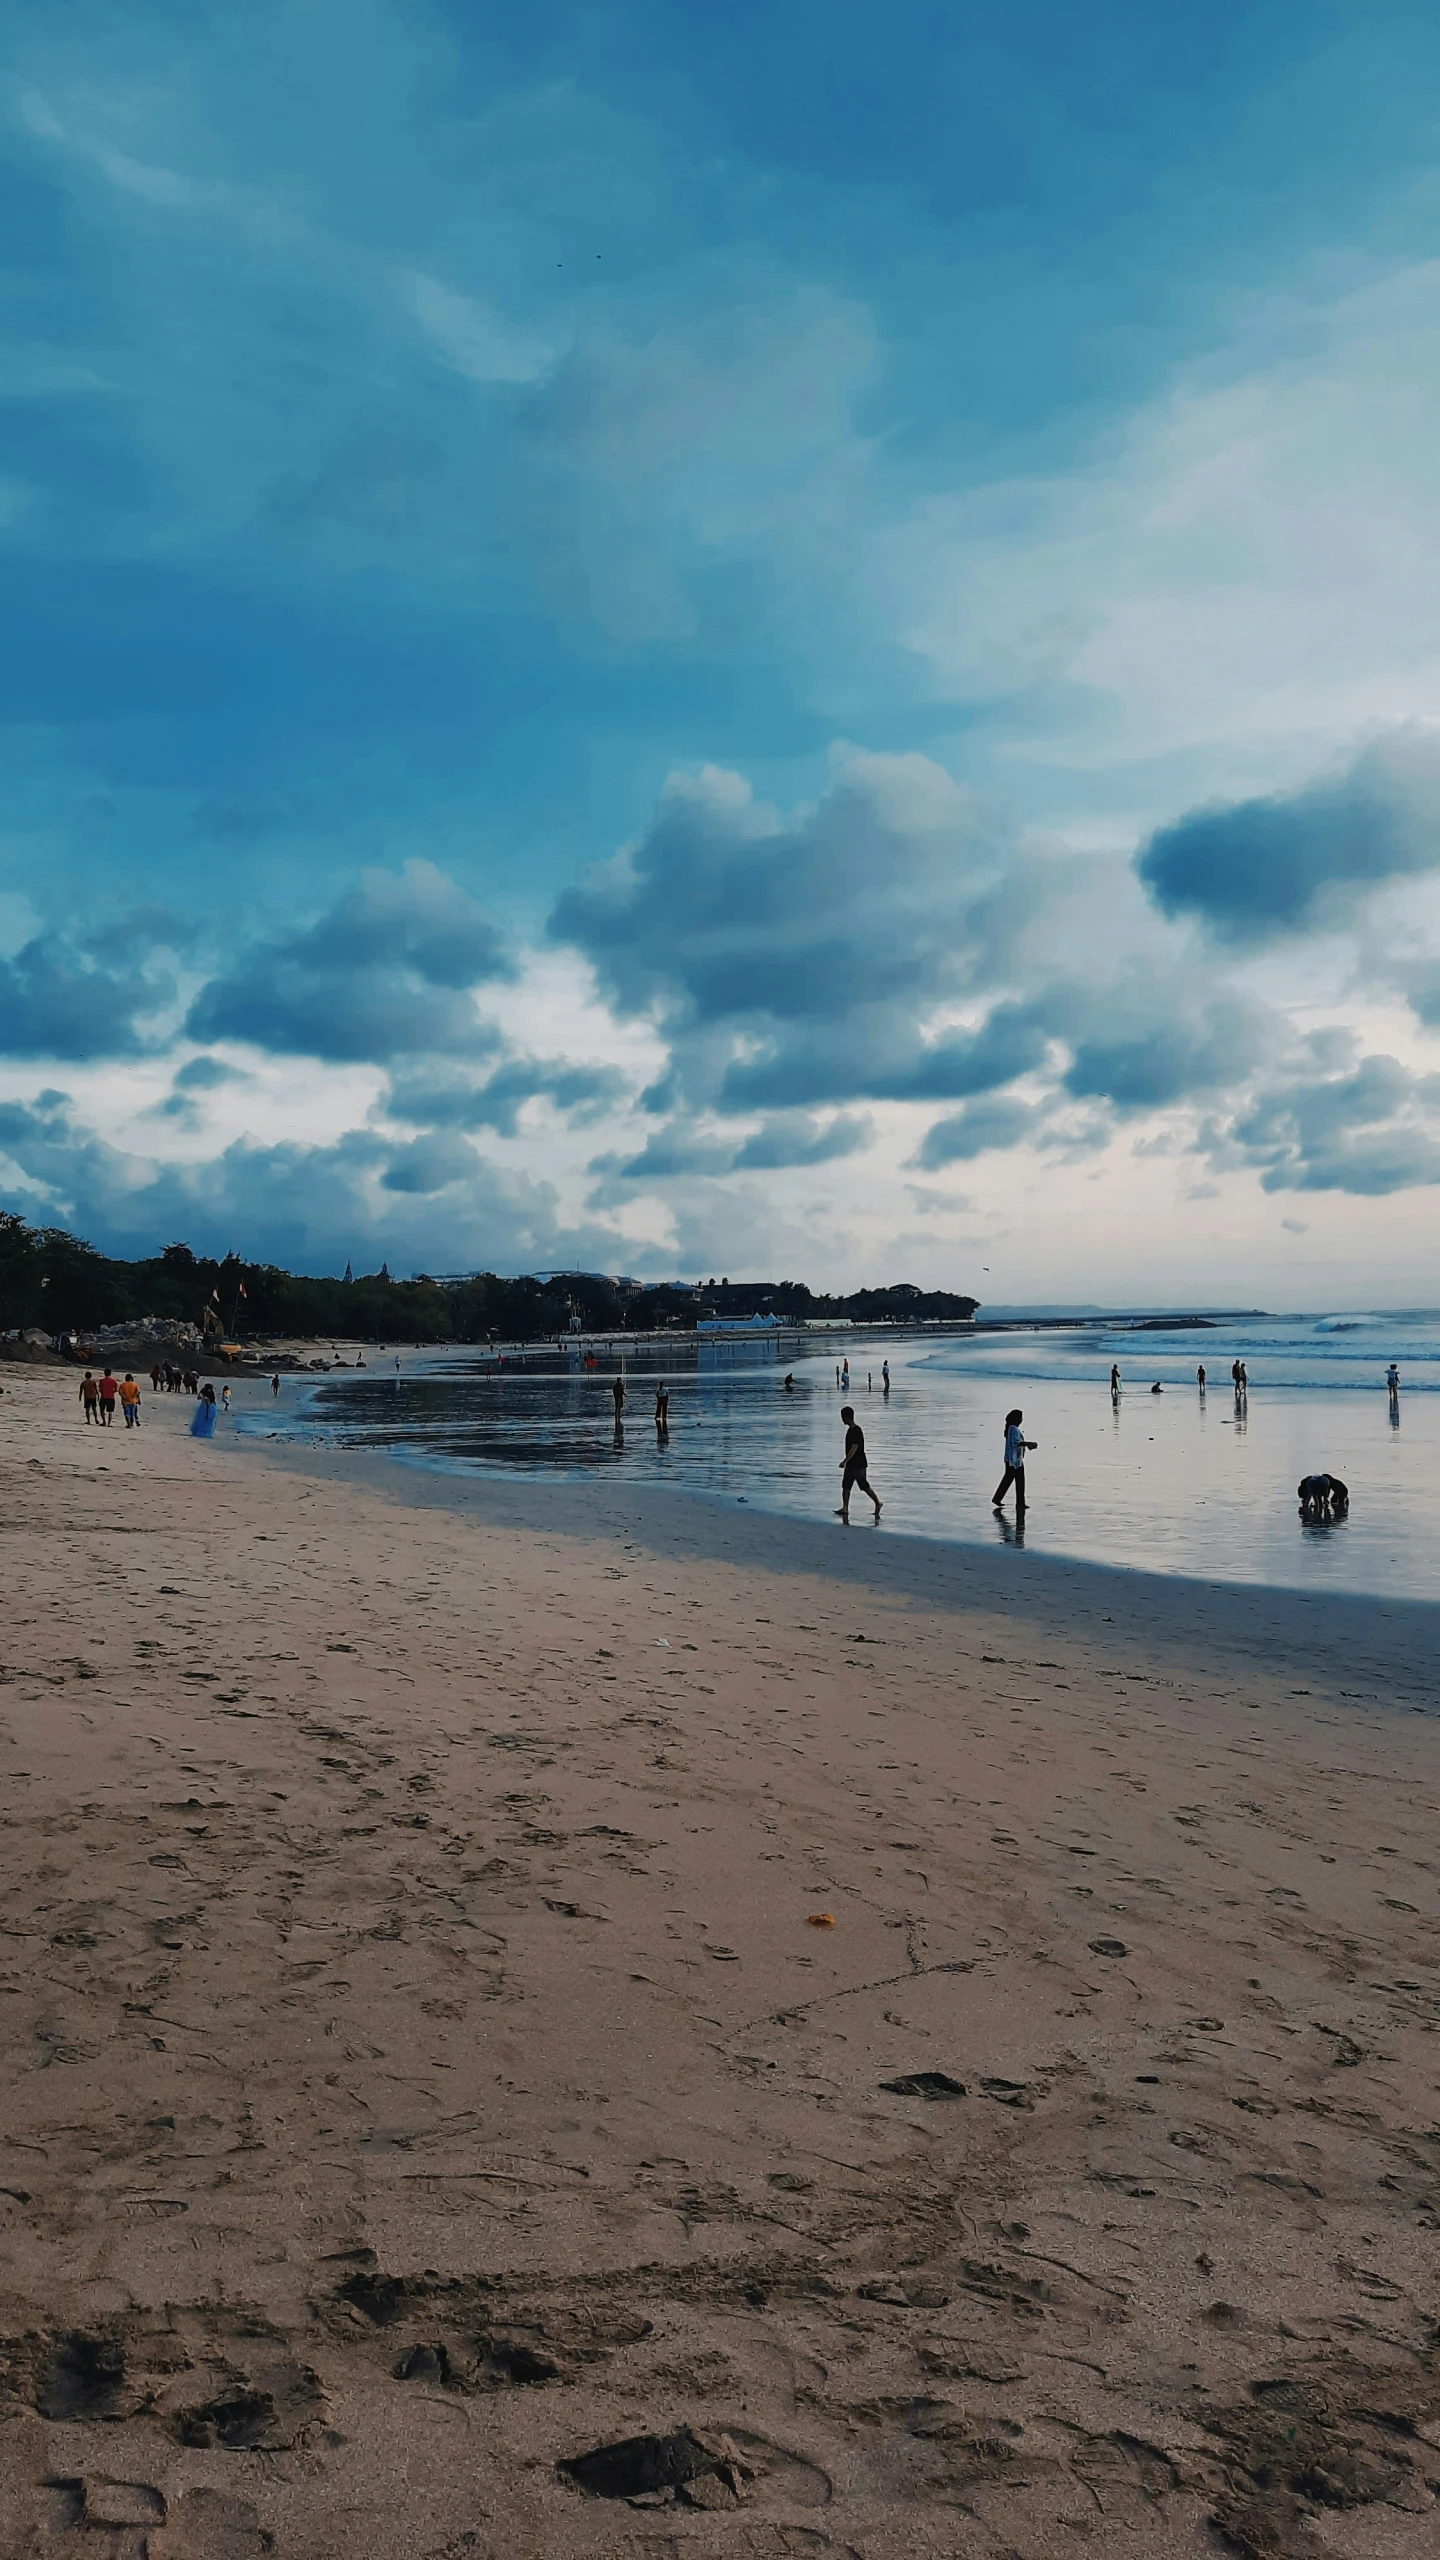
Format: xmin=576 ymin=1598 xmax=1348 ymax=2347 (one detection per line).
xmin=0 ymin=1368 xmax=1437 ymax=2559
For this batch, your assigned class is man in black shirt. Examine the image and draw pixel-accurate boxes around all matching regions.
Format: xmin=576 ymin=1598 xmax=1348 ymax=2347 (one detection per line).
xmin=836 ymin=1405 xmax=882 ymax=1524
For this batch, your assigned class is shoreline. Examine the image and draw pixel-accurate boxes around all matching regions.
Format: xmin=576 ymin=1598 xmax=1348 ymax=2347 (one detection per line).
xmin=1 ymin=1368 xmax=1437 ymax=2557
xmin=256 ymin=1432 xmax=1440 ymax=1709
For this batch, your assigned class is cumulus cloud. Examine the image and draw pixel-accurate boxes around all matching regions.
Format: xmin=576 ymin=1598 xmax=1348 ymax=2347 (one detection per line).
xmin=187 ymin=861 xmax=511 ymax=1062
xmin=0 ymin=1090 xmax=614 ymax=1273
xmin=384 ymin=1057 xmax=630 ymax=1136
xmin=1214 ymin=1054 xmax=1440 ymax=1194
xmin=1061 ymin=992 xmax=1275 ymax=1109
xmin=0 ymin=931 xmax=177 ymax=1060
xmin=911 ymin=1096 xmax=1047 ymax=1168
xmin=552 ymin=755 xmax=1036 ymax=1108
xmin=732 ymin=1111 xmax=873 ymax=1169
xmin=1136 ymin=730 xmax=1440 ymax=941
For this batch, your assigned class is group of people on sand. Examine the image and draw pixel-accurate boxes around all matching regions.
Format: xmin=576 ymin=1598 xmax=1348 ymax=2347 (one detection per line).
xmin=147 ymin=1361 xmax=202 ymax=1394
xmin=78 ymin=1367 xmax=241 ymax=1434
xmin=78 ymin=1369 xmax=143 ymax=1426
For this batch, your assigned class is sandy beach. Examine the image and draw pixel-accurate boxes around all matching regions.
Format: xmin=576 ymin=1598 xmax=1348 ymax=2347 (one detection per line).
xmin=0 ymin=1369 xmax=1437 ymax=2559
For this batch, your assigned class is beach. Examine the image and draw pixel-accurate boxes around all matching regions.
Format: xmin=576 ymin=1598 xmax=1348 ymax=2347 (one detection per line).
xmin=1 ymin=1368 xmax=1437 ymax=2558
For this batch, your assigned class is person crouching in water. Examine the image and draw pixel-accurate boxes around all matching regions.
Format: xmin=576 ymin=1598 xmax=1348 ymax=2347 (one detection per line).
xmin=993 ymin=1408 xmax=1035 ymax=1513
xmin=1298 ymin=1472 xmax=1349 ymax=1518
xmin=836 ymin=1406 xmax=881 ymax=1523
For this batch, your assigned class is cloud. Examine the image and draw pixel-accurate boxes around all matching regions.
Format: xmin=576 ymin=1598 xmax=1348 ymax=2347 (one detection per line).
xmin=385 ymin=1057 xmax=630 ymax=1137
xmin=378 ymin=1131 xmax=480 ymax=1194
xmin=0 ymin=932 xmax=175 ymax=1060
xmin=1136 ymin=730 xmax=1440 ymax=941
xmin=173 ymin=1054 xmax=249 ymax=1092
xmin=1062 ymin=993 xmax=1275 ymax=1108
xmin=911 ymin=1096 xmax=1046 ymax=1168
xmin=0 ymin=1089 xmax=614 ymax=1274
xmin=552 ymin=754 xmax=1027 ymax=1107
xmin=187 ymin=860 xmax=511 ymax=1061
xmin=404 ymin=271 xmax=552 ymax=389
xmin=732 ymin=1111 xmax=873 ymax=1169
xmin=1215 ymin=1054 xmax=1440 ymax=1194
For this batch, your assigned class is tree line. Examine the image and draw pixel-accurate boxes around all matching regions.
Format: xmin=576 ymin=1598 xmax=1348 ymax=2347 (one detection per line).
xmin=0 ymin=1215 xmax=978 ymax=1342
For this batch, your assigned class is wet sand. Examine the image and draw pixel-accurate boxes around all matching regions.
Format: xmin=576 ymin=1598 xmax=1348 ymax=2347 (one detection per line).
xmin=1 ymin=1368 xmax=1437 ymax=2558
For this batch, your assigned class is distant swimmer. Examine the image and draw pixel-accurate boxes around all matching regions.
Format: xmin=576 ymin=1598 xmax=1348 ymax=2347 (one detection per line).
xmin=835 ymin=1405 xmax=881 ymax=1524
xmin=1150 ymin=1380 xmax=1164 ymax=1393
xmin=1298 ymin=1472 xmax=1349 ymax=1518
xmin=992 ymin=1407 xmax=1035 ymax=1514
xmin=783 ymin=1372 xmax=795 ymax=1390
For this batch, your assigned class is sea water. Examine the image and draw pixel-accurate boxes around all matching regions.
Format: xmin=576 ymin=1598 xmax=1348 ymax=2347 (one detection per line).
xmin=237 ymin=1309 xmax=1438 ymax=1601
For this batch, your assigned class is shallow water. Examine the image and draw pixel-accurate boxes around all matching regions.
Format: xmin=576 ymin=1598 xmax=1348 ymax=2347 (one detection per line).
xmin=234 ymin=1311 xmax=1437 ymax=1602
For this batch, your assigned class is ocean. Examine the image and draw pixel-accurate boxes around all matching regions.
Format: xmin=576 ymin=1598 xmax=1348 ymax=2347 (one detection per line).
xmin=233 ymin=1309 xmax=1437 ymax=1602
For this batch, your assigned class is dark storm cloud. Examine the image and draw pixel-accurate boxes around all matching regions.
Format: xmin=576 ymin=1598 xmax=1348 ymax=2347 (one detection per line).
xmin=187 ymin=861 xmax=511 ymax=1062
xmin=1136 ymin=730 xmax=1440 ymax=940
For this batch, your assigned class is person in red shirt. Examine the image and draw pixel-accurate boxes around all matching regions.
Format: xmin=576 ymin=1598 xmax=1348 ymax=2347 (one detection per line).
xmin=97 ymin=1369 xmax=117 ymax=1424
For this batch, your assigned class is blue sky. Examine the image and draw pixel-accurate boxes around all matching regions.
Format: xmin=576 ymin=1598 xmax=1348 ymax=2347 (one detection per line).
xmin=4 ymin=0 xmax=1440 ymax=1300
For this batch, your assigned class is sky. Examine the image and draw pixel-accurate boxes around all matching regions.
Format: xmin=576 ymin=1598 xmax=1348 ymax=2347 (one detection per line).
xmin=4 ymin=0 xmax=1440 ymax=1305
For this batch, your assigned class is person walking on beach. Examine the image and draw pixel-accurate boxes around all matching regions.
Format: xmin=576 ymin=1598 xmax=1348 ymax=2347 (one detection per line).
xmin=119 ymin=1373 xmax=141 ymax=1428
xmin=1110 ymin=1363 xmax=1121 ymax=1400
xmin=79 ymin=1370 xmax=99 ymax=1423
xmin=1387 ymin=1362 xmax=1400 ymax=1398
xmin=654 ymin=1382 xmax=669 ymax=1434
xmin=835 ymin=1406 xmax=881 ymax=1523
xmin=611 ymin=1372 xmax=625 ymax=1418
xmin=272 ymin=1374 xmax=280 ymax=1397
xmin=149 ymin=1364 xmax=161 ymax=1394
xmin=1197 ymin=1364 xmax=1206 ymax=1395
xmin=98 ymin=1369 xmax=117 ymax=1426
xmin=992 ymin=1407 xmax=1035 ymax=1513
xmin=882 ymin=1360 xmax=890 ymax=1394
